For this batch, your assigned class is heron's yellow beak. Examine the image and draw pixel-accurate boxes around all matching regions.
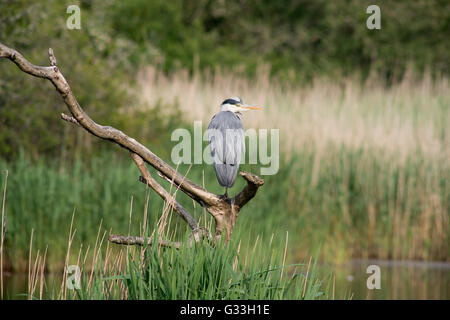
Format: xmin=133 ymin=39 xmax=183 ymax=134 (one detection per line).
xmin=237 ymin=103 xmax=261 ymax=110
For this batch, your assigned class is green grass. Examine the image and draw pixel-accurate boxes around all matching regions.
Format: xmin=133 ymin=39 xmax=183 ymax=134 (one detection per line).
xmin=20 ymin=205 xmax=330 ymax=300
xmin=41 ymin=235 xmax=329 ymax=300
xmin=1 ymin=142 xmax=448 ymax=275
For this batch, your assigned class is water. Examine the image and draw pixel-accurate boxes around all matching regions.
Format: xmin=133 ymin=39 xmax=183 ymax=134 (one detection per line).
xmin=2 ymin=273 xmax=28 ymax=300
xmin=2 ymin=272 xmax=62 ymax=300
xmin=2 ymin=259 xmax=449 ymax=299
xmin=320 ymin=259 xmax=450 ymax=300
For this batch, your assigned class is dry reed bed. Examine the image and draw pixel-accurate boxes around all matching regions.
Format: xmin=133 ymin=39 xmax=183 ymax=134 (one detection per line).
xmin=138 ymin=67 xmax=449 ymax=162
xmin=137 ymin=68 xmax=449 ymax=262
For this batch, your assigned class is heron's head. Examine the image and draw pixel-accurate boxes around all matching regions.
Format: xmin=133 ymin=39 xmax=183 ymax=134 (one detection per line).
xmin=220 ymin=96 xmax=261 ymax=114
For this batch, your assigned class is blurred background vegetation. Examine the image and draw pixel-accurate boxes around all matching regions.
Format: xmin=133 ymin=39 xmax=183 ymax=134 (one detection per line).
xmin=0 ymin=0 xmax=449 ymax=277
xmin=1 ymin=0 xmax=449 ymax=160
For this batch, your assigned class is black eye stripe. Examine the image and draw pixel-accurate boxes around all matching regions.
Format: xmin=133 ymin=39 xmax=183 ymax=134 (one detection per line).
xmin=221 ymin=98 xmax=242 ymax=105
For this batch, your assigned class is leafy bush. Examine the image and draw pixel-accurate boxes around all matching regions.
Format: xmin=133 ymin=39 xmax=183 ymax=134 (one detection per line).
xmin=109 ymin=0 xmax=449 ymax=80
xmin=1 ymin=1 xmax=448 ymax=160
xmin=0 ymin=1 xmax=177 ymax=160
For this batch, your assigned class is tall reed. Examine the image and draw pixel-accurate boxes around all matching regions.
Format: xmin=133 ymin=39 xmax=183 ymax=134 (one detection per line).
xmin=138 ymin=67 xmax=449 ymax=163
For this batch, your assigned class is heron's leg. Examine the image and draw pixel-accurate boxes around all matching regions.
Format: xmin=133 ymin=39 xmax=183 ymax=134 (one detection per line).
xmin=219 ymin=188 xmax=228 ymax=199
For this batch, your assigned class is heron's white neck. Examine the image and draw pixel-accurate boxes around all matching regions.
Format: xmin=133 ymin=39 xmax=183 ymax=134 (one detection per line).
xmin=220 ymin=103 xmax=236 ymax=112
xmin=221 ymin=104 xmax=242 ymax=119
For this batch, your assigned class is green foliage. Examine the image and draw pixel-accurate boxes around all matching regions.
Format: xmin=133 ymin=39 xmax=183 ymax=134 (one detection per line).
xmin=1 ymin=0 xmax=448 ymax=160
xmin=1 ymin=143 xmax=448 ymax=272
xmin=120 ymin=244 xmax=325 ymax=300
xmin=109 ymin=0 xmax=449 ymax=80
xmin=58 ymin=236 xmax=328 ymax=300
xmin=0 ymin=1 xmax=175 ymax=160
xmin=1 ymin=0 xmax=448 ymax=301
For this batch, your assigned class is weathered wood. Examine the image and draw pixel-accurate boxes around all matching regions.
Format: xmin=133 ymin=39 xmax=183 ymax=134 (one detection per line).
xmin=108 ymin=234 xmax=183 ymax=249
xmin=130 ymin=152 xmax=199 ymax=231
xmin=0 ymin=42 xmax=265 ymax=244
xmin=61 ymin=112 xmax=200 ymax=232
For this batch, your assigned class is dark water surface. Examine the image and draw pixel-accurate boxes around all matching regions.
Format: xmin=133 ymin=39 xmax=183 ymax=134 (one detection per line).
xmin=2 ymin=259 xmax=449 ymax=300
xmin=319 ymin=259 xmax=450 ymax=300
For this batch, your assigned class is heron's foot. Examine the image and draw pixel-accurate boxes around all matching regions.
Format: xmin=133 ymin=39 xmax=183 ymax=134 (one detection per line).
xmin=219 ymin=191 xmax=229 ymax=200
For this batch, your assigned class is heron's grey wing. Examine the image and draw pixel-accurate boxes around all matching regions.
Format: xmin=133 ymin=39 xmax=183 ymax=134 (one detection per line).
xmin=207 ymin=114 xmax=223 ymax=164
xmin=208 ymin=111 xmax=244 ymax=166
xmin=228 ymin=119 xmax=245 ymax=166
xmin=208 ymin=111 xmax=245 ymax=187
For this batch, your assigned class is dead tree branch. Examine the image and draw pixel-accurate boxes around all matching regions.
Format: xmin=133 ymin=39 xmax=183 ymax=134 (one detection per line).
xmin=129 ymin=152 xmax=198 ymax=231
xmin=0 ymin=42 xmax=264 ymax=244
xmin=108 ymin=234 xmax=183 ymax=249
xmin=61 ymin=112 xmax=201 ymax=240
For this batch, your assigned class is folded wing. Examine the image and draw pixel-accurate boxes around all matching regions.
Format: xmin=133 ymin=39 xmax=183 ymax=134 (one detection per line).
xmin=207 ymin=111 xmax=245 ymax=187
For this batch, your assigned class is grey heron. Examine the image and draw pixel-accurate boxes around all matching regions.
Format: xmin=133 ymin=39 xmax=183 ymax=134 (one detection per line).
xmin=207 ymin=97 xmax=261 ymax=198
